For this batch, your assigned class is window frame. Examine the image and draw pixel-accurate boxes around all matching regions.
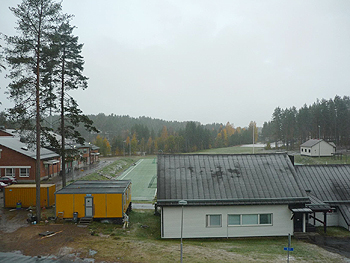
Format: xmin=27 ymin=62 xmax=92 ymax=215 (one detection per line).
xmin=227 ymin=214 xmax=241 ymax=226
xmin=227 ymin=213 xmax=273 ymax=226
xmin=259 ymin=213 xmax=272 ymax=225
xmin=5 ymin=168 xmax=14 ymax=177
xmin=19 ymin=168 xmax=30 ymax=177
xmin=242 ymin=214 xmax=259 ymax=225
xmin=206 ymin=214 xmax=222 ymax=228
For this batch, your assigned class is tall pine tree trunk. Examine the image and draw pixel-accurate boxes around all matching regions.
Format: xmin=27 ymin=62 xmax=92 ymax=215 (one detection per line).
xmin=61 ymin=48 xmax=66 ymax=187
xmin=35 ymin=12 xmax=42 ymax=222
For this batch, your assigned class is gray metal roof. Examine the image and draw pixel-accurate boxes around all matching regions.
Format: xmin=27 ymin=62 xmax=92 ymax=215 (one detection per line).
xmin=300 ymin=139 xmax=321 ymax=147
xmin=55 ymin=180 xmax=131 ymax=194
xmin=0 ymin=137 xmax=59 ymax=160
xmin=300 ymin=139 xmax=335 ymax=148
xmin=295 ymin=165 xmax=350 ymax=202
xmin=157 ymin=154 xmax=309 ymax=206
xmin=294 ymin=165 xmax=350 ymax=225
xmin=306 ymin=194 xmax=332 ymax=211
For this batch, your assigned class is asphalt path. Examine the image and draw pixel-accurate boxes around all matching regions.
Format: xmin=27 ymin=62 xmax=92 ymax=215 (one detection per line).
xmin=308 ymin=235 xmax=350 ymax=259
xmin=52 ymin=158 xmax=117 ymax=190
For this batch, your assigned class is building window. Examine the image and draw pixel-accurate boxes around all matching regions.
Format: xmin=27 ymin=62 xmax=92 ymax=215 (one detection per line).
xmin=206 ymin=214 xmax=222 ymax=227
xmin=309 ymin=149 xmax=311 ymax=153
xmin=259 ymin=214 xmax=272 ymax=224
xmin=228 ymin=215 xmax=241 ymax=225
xmin=5 ymin=168 xmax=14 ymax=177
xmin=228 ymin=213 xmax=272 ymax=226
xmin=20 ymin=168 xmax=30 ymax=177
xmin=242 ymin=214 xmax=259 ymax=225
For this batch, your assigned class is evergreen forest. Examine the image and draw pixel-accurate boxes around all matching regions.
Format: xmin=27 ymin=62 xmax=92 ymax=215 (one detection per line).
xmin=261 ymin=95 xmax=350 ymax=150
xmin=2 ymin=96 xmax=350 ymax=156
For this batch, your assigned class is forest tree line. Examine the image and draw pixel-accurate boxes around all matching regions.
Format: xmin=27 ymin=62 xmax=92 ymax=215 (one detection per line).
xmin=261 ymin=95 xmax=350 ymax=150
xmin=85 ymin=114 xmax=258 ymax=156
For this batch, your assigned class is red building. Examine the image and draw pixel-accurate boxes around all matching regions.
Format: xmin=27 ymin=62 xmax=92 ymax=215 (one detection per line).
xmin=0 ymin=136 xmax=60 ymax=183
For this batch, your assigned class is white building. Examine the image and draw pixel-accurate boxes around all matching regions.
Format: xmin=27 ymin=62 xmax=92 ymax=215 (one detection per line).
xmin=300 ymin=139 xmax=336 ymax=157
xmin=157 ymin=154 xmax=309 ymax=239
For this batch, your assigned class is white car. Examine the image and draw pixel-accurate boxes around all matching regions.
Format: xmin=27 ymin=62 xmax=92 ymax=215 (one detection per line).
xmin=0 ymin=181 xmax=8 ymax=191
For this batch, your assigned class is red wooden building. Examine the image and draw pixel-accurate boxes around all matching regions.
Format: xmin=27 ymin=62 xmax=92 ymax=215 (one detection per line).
xmin=0 ymin=136 xmax=60 ymax=183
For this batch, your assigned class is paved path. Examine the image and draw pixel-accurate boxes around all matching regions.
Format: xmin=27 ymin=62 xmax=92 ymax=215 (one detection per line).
xmin=47 ymin=157 xmax=118 ymax=190
xmin=132 ymin=203 xmax=154 ymax=210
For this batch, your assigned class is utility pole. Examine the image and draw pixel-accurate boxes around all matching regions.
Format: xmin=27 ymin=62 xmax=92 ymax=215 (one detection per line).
xmin=318 ymin=125 xmax=321 ymax=158
xmin=253 ymin=124 xmax=255 ymax=154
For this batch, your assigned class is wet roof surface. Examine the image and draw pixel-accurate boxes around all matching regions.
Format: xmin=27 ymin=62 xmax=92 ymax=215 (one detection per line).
xmin=295 ymin=165 xmax=350 ymax=202
xmin=295 ymin=165 xmax=350 ymax=225
xmin=157 ymin=153 xmax=308 ymax=205
xmin=55 ymin=180 xmax=131 ymax=194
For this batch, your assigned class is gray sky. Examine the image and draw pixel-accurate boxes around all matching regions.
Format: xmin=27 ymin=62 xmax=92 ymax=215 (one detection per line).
xmin=1 ymin=0 xmax=350 ymax=127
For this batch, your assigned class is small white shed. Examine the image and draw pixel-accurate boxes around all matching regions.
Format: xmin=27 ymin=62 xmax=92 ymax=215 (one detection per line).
xmin=300 ymin=139 xmax=336 ymax=157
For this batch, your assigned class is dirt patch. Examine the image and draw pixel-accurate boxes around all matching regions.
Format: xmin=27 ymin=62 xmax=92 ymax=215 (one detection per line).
xmin=0 ymin=207 xmax=29 ymax=233
xmin=0 ymin=223 xmax=90 ymax=257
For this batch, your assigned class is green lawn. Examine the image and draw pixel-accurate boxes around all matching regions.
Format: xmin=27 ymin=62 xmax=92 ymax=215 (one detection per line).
xmin=294 ymin=154 xmax=350 ymax=165
xmin=78 ymin=211 xmax=347 ymax=263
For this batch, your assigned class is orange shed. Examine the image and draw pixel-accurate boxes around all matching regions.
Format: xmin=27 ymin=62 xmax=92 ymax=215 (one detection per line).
xmin=4 ymin=184 xmax=56 ymax=208
xmin=55 ymin=180 xmax=131 ymax=221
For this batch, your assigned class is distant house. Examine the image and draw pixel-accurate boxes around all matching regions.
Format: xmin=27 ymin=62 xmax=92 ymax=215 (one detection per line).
xmin=73 ymin=143 xmax=100 ymax=168
xmin=157 ymin=154 xmax=309 ymax=239
xmin=90 ymin=144 xmax=100 ymax=164
xmin=0 ymin=127 xmax=100 ymax=177
xmin=0 ymin=137 xmax=60 ymax=183
xmin=300 ymin=139 xmax=336 ymax=157
xmin=0 ymin=128 xmax=16 ymax=137
xmin=294 ymin=165 xmax=350 ymax=231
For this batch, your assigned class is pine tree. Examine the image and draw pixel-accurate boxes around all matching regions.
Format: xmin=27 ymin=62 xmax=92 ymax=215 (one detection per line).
xmin=5 ymin=0 xmax=64 ymax=222
xmin=0 ymin=42 xmax=5 ymax=72
xmin=42 ymin=20 xmax=96 ymax=187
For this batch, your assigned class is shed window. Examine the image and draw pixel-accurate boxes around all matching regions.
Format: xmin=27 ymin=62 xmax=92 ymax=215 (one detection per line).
xmin=206 ymin=214 xmax=222 ymax=227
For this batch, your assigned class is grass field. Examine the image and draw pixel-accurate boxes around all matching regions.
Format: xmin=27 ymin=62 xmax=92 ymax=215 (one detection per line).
xmin=118 ymin=158 xmax=157 ymax=201
xmin=75 ymin=210 xmax=347 ymax=263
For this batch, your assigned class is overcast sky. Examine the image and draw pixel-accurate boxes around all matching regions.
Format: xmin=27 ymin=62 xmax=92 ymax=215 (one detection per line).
xmin=1 ymin=0 xmax=350 ymax=127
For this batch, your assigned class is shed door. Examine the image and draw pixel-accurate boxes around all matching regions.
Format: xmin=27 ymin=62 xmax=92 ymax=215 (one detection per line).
xmin=85 ymin=196 xmax=94 ymax=217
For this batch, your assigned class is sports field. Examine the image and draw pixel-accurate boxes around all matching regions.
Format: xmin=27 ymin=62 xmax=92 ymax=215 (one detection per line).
xmin=119 ymin=158 xmax=157 ymax=201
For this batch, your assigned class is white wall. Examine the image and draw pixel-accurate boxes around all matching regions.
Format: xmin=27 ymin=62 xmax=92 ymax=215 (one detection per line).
xmin=338 ymin=212 xmax=350 ymax=230
xmin=311 ymin=211 xmax=339 ymax=227
xmin=300 ymin=147 xmax=311 ymax=156
xmin=300 ymin=141 xmax=335 ymax=157
xmin=161 ymin=205 xmax=293 ymax=238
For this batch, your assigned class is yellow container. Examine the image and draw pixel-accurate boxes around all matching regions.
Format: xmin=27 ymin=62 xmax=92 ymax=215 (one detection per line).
xmin=4 ymin=184 xmax=56 ymax=208
xmin=55 ymin=180 xmax=131 ymax=219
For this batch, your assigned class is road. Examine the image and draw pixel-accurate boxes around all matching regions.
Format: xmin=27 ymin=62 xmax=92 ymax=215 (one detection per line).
xmin=51 ymin=157 xmax=118 ymax=189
